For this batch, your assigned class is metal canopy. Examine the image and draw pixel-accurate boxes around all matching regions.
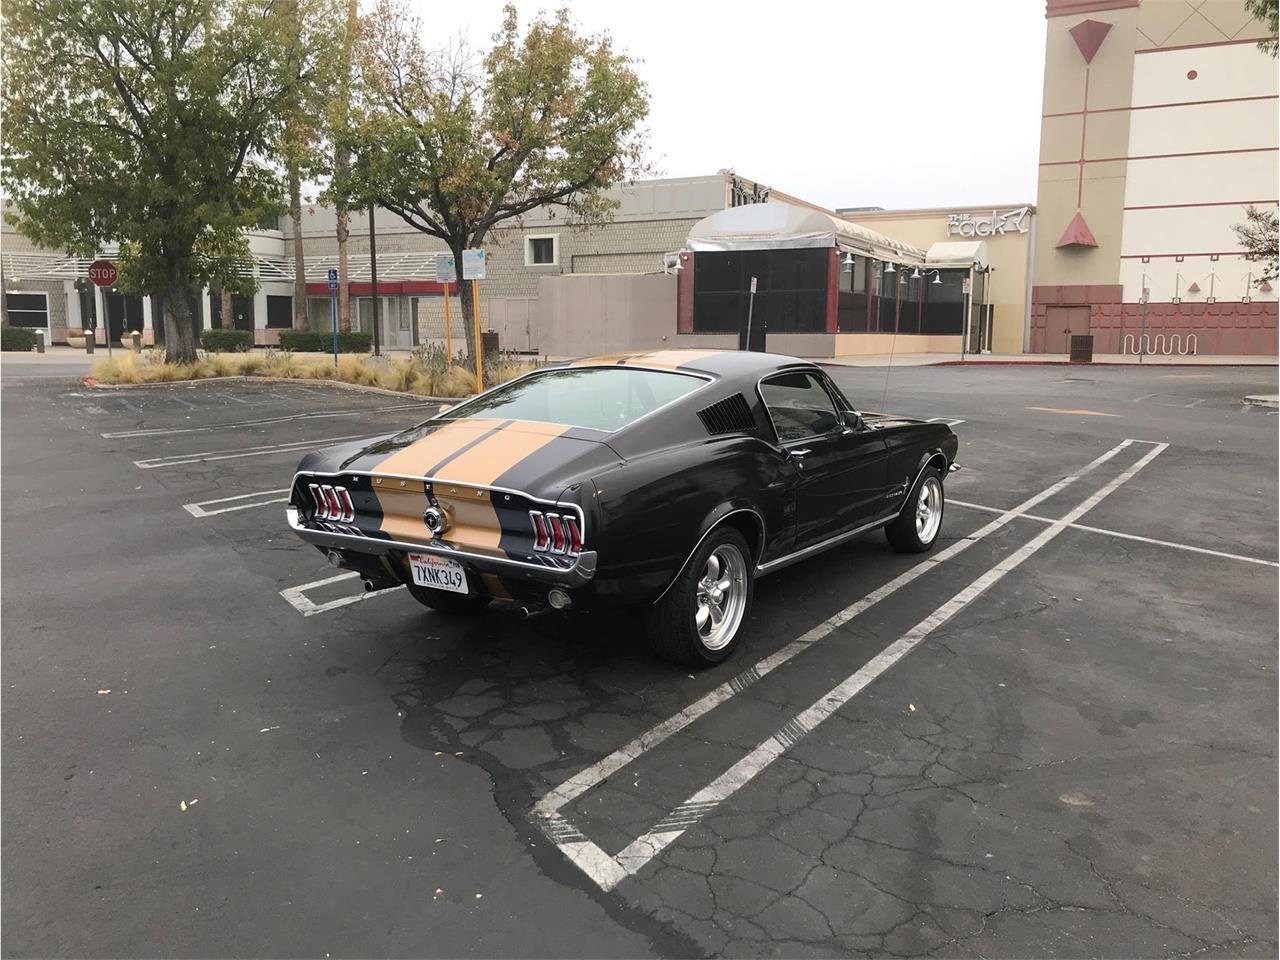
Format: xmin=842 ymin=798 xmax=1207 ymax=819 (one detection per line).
xmin=686 ymin=202 xmax=927 ymax=263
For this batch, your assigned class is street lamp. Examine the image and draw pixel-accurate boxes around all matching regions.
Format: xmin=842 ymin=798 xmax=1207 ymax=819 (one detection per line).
xmin=910 ymin=268 xmax=944 ymax=284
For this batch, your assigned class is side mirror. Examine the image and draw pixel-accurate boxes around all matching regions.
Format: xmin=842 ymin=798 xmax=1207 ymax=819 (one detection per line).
xmin=842 ymin=410 xmax=865 ymax=432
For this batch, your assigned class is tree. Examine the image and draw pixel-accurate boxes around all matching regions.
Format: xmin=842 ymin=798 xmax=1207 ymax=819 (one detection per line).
xmin=1233 ymin=205 xmax=1279 ymax=283
xmin=1 ymin=0 xmax=314 ymax=361
xmin=1245 ymin=0 xmax=1278 ymax=56
xmin=278 ymin=0 xmax=349 ymax=330
xmin=334 ymin=1 xmax=650 ymax=359
xmin=331 ymin=0 xmax=358 ymax=334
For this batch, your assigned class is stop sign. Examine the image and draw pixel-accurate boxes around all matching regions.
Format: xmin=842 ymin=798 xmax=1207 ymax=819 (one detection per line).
xmin=88 ymin=259 xmax=118 ymax=287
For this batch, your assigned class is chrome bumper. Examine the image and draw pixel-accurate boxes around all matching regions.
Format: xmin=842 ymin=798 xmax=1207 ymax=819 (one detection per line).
xmin=286 ymin=507 xmax=598 ymax=588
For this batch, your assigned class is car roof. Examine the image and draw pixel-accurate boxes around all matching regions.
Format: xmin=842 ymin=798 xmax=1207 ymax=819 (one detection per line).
xmin=567 ymin=349 xmax=816 ymax=379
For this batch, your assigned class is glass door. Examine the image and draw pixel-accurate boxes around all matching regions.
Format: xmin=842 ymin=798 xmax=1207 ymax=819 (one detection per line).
xmin=356 ymin=297 xmax=403 ymax=348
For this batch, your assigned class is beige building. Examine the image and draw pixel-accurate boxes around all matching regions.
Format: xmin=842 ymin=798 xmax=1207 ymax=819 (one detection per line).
xmin=840 ymin=205 xmax=1035 ymax=355
xmin=1032 ymin=0 xmax=1278 ymax=355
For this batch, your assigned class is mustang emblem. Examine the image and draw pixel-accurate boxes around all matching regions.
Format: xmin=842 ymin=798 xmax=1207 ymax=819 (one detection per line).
xmin=423 ymin=506 xmax=447 ymax=536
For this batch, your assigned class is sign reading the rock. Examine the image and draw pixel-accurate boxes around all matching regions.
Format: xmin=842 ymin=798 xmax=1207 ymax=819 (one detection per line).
xmin=88 ymin=260 xmax=118 ymax=287
xmin=947 ymin=206 xmax=1031 ymax=238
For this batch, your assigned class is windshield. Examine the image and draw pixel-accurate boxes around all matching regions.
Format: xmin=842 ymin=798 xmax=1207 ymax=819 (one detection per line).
xmin=439 ymin=366 xmax=707 ymax=432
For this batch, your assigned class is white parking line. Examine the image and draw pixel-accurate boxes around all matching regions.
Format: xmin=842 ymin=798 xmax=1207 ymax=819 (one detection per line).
xmin=279 ymin=571 xmax=403 ymax=616
xmin=103 ymin=403 xmax=431 ymax=438
xmin=533 ymin=439 xmax=1147 ymax=885
xmin=565 ymin=440 xmax=1167 ymax=891
xmin=133 ymin=434 xmax=369 ymax=469
xmin=949 ymin=498 xmax=1278 ymax=568
xmin=183 ymin=489 xmax=291 ymax=518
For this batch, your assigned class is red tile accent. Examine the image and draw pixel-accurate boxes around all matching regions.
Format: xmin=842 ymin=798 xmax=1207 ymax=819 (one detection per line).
xmin=1057 ymin=212 xmax=1099 ymax=248
xmin=1042 ymin=93 xmax=1278 ymax=119
xmin=676 ymin=252 xmax=694 ymax=334
xmin=1135 ymin=37 xmax=1266 ymax=54
xmin=1046 ymin=0 xmax=1136 ymax=17
xmin=1069 ymin=19 xmax=1113 ymax=64
xmin=1041 ymin=146 xmax=1279 ymax=166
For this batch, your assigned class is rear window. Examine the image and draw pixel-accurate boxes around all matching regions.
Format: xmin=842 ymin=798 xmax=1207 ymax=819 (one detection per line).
xmin=439 ymin=366 xmax=706 ymax=432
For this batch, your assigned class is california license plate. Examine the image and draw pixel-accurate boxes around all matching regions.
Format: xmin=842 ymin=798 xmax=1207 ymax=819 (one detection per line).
xmin=408 ymin=553 xmax=468 ymax=594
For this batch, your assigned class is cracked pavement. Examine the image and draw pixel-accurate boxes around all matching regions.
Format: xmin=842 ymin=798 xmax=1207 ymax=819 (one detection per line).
xmin=2 ymin=363 xmax=1275 ymax=957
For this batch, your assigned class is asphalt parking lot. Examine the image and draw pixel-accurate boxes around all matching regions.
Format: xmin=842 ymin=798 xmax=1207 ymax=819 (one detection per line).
xmin=2 ymin=361 xmax=1276 ymax=958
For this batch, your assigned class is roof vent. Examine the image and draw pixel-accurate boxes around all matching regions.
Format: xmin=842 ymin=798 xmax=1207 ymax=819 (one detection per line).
xmin=697 ymin=393 xmax=756 ymax=436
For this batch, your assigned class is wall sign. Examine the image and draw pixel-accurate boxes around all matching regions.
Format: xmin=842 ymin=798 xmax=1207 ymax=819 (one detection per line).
xmin=728 ymin=174 xmax=771 ymax=207
xmin=946 ymin=206 xmax=1031 ymax=238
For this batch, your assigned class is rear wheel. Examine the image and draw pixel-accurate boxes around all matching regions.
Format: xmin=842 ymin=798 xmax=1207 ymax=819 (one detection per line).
xmin=646 ymin=527 xmax=753 ymax=667
xmin=406 ymin=581 xmax=490 ymax=615
xmin=885 ymin=467 xmax=944 ymax=553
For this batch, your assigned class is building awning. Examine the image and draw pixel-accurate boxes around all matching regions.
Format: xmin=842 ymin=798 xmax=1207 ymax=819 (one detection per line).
xmin=924 ymin=240 xmax=991 ymax=270
xmin=686 ymin=202 xmax=927 ymax=263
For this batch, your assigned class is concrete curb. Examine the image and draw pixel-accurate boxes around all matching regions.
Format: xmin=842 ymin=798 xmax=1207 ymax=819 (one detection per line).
xmin=1243 ymin=394 xmax=1279 ymax=408
xmin=78 ymin=374 xmax=462 ymax=403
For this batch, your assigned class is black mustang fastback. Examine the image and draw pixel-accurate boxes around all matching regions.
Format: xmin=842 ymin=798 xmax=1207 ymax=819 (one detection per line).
xmin=287 ymin=349 xmax=959 ymax=665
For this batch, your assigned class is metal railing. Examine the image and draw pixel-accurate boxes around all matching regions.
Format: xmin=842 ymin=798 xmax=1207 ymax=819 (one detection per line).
xmin=1122 ymin=333 xmax=1198 ymax=356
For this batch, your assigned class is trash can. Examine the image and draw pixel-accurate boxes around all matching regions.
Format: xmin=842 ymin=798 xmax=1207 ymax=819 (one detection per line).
xmin=1069 ymin=334 xmax=1094 ymax=364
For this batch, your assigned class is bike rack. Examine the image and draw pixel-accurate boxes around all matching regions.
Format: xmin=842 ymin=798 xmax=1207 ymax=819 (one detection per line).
xmin=1122 ymin=333 xmax=1198 ymax=356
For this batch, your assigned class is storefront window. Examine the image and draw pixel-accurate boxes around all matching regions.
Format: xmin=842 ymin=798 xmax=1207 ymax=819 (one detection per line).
xmin=837 ymin=256 xmax=869 ymax=332
xmin=921 ymin=270 xmax=965 ymax=335
xmin=878 ymin=267 xmax=900 ymax=333
xmin=692 ymin=249 xmax=829 ymax=335
xmin=899 ymin=275 xmax=922 ymax=335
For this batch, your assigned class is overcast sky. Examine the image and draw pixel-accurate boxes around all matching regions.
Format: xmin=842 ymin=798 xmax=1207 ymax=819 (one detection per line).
xmin=408 ymin=0 xmax=1048 ymax=211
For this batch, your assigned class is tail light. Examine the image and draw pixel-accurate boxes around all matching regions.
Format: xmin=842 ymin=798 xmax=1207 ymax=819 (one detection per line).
xmin=529 ymin=509 xmax=583 ymax=556
xmin=308 ymin=482 xmax=355 ymax=522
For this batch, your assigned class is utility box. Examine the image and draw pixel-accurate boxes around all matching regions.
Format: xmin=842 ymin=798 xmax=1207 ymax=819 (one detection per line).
xmin=1069 ymin=334 xmax=1094 ymax=363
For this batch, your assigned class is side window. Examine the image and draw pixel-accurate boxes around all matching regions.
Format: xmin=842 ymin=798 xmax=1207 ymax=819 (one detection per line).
xmin=820 ymin=374 xmax=855 ymax=413
xmin=760 ymin=372 xmax=842 ymax=443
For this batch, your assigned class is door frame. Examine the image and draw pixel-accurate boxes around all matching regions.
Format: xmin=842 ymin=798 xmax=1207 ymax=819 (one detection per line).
xmin=1043 ymin=304 xmax=1091 ymax=354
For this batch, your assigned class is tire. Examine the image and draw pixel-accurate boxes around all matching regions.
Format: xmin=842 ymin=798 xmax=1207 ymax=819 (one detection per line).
xmin=646 ymin=527 xmax=754 ymax=668
xmin=885 ymin=466 xmax=945 ymax=554
xmin=406 ymin=581 xmax=490 ymax=615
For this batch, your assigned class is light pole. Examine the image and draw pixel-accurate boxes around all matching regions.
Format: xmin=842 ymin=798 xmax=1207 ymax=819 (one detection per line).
xmin=369 ymin=206 xmax=381 ymax=357
xmin=1138 ymin=272 xmax=1150 ymax=364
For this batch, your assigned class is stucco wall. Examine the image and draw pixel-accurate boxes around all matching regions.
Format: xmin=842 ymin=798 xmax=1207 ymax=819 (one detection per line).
xmin=1031 ymin=0 xmax=1278 ymax=354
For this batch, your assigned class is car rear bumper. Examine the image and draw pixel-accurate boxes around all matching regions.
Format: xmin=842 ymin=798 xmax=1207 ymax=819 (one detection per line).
xmin=286 ymin=507 xmax=598 ymax=588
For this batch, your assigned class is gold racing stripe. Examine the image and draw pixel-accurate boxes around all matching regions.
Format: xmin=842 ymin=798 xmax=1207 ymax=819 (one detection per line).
xmin=372 ymin=418 xmax=488 ymax=477
xmin=431 ymin=419 xmax=571 ymax=487
xmin=371 ymin=419 xmax=571 ymax=562
xmin=618 ymin=349 xmax=726 ymax=369
xmin=570 ymin=352 xmax=636 ymax=367
xmin=372 ymin=479 xmax=433 ymax=544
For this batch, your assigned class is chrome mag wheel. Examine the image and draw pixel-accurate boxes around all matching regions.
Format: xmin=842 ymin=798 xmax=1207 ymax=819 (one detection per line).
xmin=695 ymin=543 xmax=748 ymax=651
xmin=915 ymin=476 xmax=943 ymax=543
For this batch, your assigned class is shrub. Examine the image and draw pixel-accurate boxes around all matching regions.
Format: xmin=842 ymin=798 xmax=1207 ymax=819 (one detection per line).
xmin=277 ymin=329 xmax=372 ymax=353
xmin=1 ymin=324 xmax=38 ymax=351
xmin=200 ymin=328 xmax=254 ymax=352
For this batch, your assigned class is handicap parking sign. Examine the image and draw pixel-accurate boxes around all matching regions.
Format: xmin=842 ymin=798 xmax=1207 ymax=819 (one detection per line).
xmin=327 ymin=268 xmax=338 ymax=291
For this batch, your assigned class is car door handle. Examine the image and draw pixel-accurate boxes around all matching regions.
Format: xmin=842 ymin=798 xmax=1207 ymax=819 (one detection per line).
xmin=789 ymin=448 xmax=813 ymax=457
